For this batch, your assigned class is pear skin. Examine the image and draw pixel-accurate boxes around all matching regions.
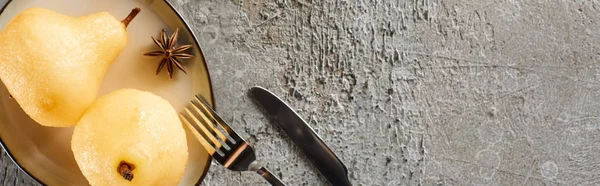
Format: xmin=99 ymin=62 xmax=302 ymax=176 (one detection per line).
xmin=71 ymin=89 xmax=188 ymax=185
xmin=0 ymin=7 xmax=139 ymax=127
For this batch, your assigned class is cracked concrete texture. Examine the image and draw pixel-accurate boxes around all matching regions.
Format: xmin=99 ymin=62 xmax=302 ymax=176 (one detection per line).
xmin=3 ymin=0 xmax=600 ymax=185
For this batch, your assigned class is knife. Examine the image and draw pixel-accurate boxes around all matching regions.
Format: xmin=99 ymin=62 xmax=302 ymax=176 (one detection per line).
xmin=249 ymin=86 xmax=352 ymax=186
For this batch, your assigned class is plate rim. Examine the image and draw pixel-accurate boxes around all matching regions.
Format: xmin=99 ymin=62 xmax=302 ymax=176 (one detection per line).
xmin=0 ymin=0 xmax=215 ymax=185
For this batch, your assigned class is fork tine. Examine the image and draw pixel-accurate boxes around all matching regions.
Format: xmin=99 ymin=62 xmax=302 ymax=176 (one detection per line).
xmin=183 ymin=107 xmax=223 ymax=149
xmin=179 ymin=114 xmax=217 ymax=155
xmin=192 ymin=96 xmax=239 ymax=147
xmin=189 ymin=100 xmax=234 ymax=149
xmin=182 ymin=95 xmax=288 ymax=185
xmin=180 ymin=113 xmax=228 ymax=164
xmin=193 ymin=95 xmax=242 ymax=142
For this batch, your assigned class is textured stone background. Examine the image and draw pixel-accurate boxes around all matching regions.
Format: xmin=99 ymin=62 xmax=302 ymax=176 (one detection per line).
xmin=3 ymin=0 xmax=600 ymax=185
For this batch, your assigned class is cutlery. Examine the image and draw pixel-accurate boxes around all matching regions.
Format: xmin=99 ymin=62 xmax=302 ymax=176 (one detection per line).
xmin=179 ymin=95 xmax=287 ymax=186
xmin=249 ymin=86 xmax=352 ymax=186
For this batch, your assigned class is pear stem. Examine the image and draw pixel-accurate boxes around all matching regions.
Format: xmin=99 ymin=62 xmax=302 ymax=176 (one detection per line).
xmin=122 ymin=7 xmax=141 ymax=28
xmin=118 ymin=161 xmax=135 ymax=181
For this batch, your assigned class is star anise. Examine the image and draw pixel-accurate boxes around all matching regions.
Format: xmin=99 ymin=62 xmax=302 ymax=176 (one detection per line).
xmin=144 ymin=28 xmax=194 ymax=79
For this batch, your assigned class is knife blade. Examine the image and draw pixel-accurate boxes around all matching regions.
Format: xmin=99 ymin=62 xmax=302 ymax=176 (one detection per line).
xmin=249 ymin=86 xmax=352 ymax=186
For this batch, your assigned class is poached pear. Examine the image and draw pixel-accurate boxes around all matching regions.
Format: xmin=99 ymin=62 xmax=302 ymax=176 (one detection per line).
xmin=0 ymin=7 xmax=140 ymax=127
xmin=71 ymin=89 xmax=188 ymax=185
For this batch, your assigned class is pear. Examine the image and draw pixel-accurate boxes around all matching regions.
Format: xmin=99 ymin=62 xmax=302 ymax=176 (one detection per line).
xmin=71 ymin=89 xmax=188 ymax=185
xmin=0 ymin=7 xmax=140 ymax=127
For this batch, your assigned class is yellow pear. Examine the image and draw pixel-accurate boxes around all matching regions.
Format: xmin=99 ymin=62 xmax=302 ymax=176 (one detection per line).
xmin=71 ymin=89 xmax=188 ymax=186
xmin=0 ymin=7 xmax=140 ymax=127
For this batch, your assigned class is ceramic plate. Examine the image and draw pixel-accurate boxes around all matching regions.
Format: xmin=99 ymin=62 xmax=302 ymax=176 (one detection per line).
xmin=0 ymin=0 xmax=213 ymax=185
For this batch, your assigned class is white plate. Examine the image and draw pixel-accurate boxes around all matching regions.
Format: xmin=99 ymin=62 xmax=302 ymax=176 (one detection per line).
xmin=0 ymin=0 xmax=214 ymax=185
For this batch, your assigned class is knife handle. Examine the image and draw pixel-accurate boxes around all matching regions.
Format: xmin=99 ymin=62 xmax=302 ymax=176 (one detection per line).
xmin=256 ymin=166 xmax=287 ymax=186
xmin=249 ymin=86 xmax=352 ymax=186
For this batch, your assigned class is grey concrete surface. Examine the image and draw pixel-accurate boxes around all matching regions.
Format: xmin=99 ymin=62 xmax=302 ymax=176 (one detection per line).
xmin=3 ymin=0 xmax=600 ymax=185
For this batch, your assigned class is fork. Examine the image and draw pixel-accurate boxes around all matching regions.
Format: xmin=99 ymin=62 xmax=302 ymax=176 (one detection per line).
xmin=179 ymin=95 xmax=287 ymax=186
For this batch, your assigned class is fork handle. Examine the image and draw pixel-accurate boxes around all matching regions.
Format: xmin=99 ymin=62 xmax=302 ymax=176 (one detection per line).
xmin=256 ymin=166 xmax=287 ymax=186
